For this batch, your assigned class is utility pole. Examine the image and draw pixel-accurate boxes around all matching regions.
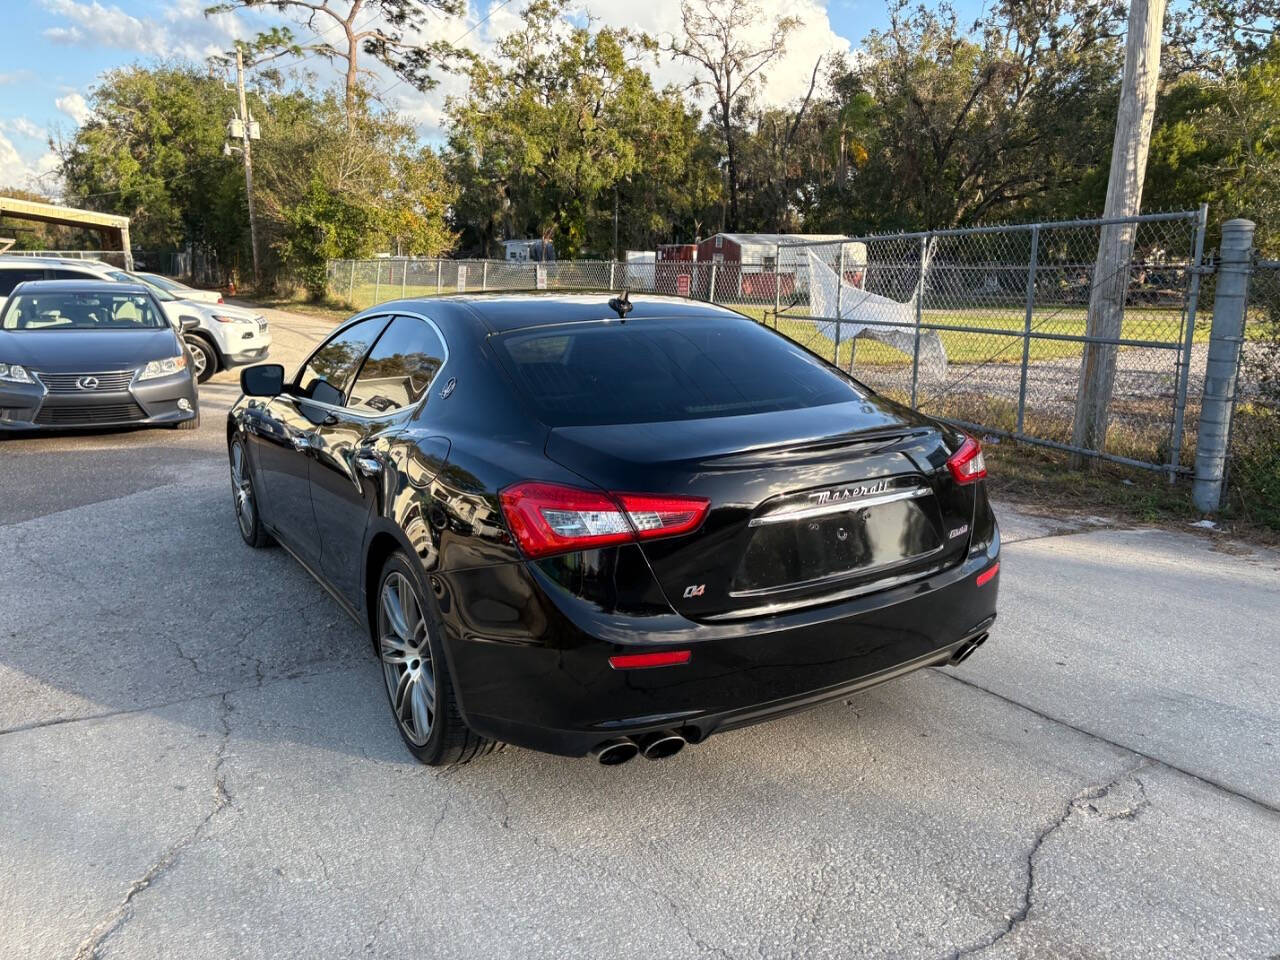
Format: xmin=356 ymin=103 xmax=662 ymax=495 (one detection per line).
xmin=1072 ymin=0 xmax=1168 ymax=463
xmin=233 ymin=48 xmax=262 ymax=289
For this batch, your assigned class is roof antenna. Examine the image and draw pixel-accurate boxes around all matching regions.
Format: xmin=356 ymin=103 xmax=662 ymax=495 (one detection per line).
xmin=608 ymin=289 xmax=633 ymax=320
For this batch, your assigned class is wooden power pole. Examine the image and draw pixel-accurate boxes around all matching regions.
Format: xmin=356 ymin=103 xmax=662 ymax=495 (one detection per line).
xmin=235 ymin=48 xmax=262 ymax=290
xmin=1072 ymin=0 xmax=1167 ymax=462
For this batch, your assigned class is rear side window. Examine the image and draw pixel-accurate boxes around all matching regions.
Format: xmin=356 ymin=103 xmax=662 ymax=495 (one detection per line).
xmin=297 ymin=316 xmax=388 ymax=405
xmin=347 ymin=316 xmax=446 ymax=415
xmin=0 ymin=268 xmax=46 ymax=296
xmin=491 ymin=315 xmax=863 ymax=426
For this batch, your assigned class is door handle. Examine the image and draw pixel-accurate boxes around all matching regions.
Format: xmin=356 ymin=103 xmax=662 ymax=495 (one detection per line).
xmin=355 ymin=454 xmax=382 ymax=477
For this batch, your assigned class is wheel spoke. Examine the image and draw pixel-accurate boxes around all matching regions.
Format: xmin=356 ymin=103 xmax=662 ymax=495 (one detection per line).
xmin=392 ymin=668 xmax=412 ymax=720
xmin=409 ymin=679 xmax=431 ymax=738
xmin=381 ymin=582 xmax=412 ymax=641
xmin=420 ymin=665 xmax=436 ymax=714
xmin=380 ymin=634 xmax=410 ymax=665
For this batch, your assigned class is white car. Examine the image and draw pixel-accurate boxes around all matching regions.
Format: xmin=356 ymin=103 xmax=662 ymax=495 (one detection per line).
xmin=133 ymin=271 xmax=224 ymax=305
xmin=0 ymin=257 xmax=270 ymax=382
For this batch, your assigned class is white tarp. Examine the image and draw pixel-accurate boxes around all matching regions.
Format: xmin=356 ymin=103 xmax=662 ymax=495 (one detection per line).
xmin=807 ymin=248 xmax=948 ymax=380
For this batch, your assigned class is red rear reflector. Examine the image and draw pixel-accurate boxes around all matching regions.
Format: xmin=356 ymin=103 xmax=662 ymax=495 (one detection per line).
xmin=500 ymin=482 xmax=709 ymax=559
xmin=976 ymin=562 xmax=999 ymax=587
xmin=608 ymin=650 xmax=692 ymax=670
xmin=946 ymin=436 xmax=987 ymax=485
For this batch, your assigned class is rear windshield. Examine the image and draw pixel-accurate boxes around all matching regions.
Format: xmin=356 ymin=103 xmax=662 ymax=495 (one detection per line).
xmin=491 ymin=315 xmax=863 ymax=426
xmin=1 ymin=291 xmax=167 ymax=331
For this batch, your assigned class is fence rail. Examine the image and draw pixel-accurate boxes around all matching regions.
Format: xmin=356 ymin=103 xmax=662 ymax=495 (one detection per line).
xmin=326 ymin=210 xmax=1213 ymax=475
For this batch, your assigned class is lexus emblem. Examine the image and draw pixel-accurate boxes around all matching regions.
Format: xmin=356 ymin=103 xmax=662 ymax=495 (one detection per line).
xmin=76 ymin=376 xmax=100 ymax=391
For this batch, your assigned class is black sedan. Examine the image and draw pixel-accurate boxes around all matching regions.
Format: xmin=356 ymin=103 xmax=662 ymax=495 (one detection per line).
xmin=227 ymin=294 xmax=999 ymax=765
xmin=0 ymin=280 xmax=199 ymax=431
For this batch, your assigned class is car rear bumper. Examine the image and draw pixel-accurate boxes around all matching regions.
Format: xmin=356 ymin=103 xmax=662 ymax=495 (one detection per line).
xmin=440 ymin=537 xmax=1000 ymax=757
xmin=0 ymin=373 xmax=197 ymax=431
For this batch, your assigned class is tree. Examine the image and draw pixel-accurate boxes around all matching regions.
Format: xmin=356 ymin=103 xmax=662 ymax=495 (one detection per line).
xmin=668 ymin=0 xmax=799 ymax=231
xmin=1147 ymin=40 xmax=1280 ymax=254
xmin=55 ymin=63 xmax=246 ymax=257
xmin=827 ymin=0 xmax=1122 ymax=230
xmin=206 ymin=0 xmax=465 ymax=116
xmin=446 ymin=0 xmax=718 ymax=256
xmin=259 ymin=86 xmax=457 ymax=294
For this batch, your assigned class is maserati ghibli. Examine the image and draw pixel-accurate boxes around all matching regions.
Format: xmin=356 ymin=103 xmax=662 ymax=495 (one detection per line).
xmin=226 ymin=294 xmax=999 ymax=765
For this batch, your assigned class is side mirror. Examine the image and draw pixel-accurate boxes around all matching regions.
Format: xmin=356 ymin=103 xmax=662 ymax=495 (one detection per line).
xmin=241 ymin=363 xmax=284 ymax=397
xmin=178 ymin=315 xmax=200 ymax=333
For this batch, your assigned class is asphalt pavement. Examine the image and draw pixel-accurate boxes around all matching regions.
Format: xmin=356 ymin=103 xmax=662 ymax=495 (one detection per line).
xmin=2 ymin=302 xmax=1277 ymax=960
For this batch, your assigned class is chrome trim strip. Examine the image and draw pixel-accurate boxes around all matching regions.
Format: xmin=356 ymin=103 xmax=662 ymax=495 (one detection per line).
xmin=747 ymin=485 xmax=931 ymax=527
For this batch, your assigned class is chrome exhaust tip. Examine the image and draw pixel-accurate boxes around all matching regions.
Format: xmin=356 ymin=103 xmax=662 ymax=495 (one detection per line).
xmin=949 ymin=632 xmax=989 ymax=665
xmin=638 ymin=730 xmax=687 ymax=760
xmin=590 ymin=737 xmax=639 ymax=766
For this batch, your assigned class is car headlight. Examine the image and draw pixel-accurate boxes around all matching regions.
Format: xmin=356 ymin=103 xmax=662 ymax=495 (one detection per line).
xmin=211 ymin=313 xmax=251 ymax=324
xmin=0 ymin=362 xmax=34 ymax=384
xmin=138 ymin=355 xmax=188 ymax=381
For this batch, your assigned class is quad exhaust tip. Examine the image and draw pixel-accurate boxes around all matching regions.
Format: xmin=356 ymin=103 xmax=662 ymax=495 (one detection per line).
xmin=950 ymin=632 xmax=989 ymax=665
xmin=590 ymin=730 xmax=688 ymax=765
xmin=590 ymin=737 xmax=640 ymax=766
xmin=638 ymin=730 xmax=687 ymax=760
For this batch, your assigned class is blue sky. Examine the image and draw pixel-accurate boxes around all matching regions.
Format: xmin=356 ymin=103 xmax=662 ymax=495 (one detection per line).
xmin=0 ymin=0 xmax=985 ymax=193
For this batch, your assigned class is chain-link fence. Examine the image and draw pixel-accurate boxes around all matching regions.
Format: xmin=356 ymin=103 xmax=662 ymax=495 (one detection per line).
xmin=1229 ymin=258 xmax=1280 ymax=528
xmin=326 ymin=210 xmax=1208 ymax=474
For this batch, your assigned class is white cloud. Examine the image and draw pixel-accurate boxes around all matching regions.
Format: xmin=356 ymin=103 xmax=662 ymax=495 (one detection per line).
xmin=55 ymin=92 xmax=91 ymax=126
xmin=1 ymin=117 xmax=46 ymax=140
xmin=0 ymin=132 xmax=59 ymax=192
xmin=40 ymin=0 xmax=245 ymax=60
xmin=388 ymin=0 xmax=851 ymax=139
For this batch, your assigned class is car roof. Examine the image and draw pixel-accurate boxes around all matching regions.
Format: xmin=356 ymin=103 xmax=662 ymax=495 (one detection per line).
xmin=10 ymin=279 xmax=152 ymax=294
xmin=378 ymin=292 xmax=743 ymax=334
xmin=0 ymin=255 xmax=114 ymax=270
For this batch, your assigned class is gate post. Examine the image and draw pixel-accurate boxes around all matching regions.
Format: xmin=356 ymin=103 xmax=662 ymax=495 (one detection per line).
xmin=1015 ymin=225 xmax=1039 ymax=432
xmin=1169 ymin=204 xmax=1209 ymax=478
xmin=709 ymin=262 xmax=717 ymax=303
xmin=773 ymin=243 xmax=782 ymax=327
xmin=347 ymin=260 xmax=355 ymax=304
xmin=1192 ymin=218 xmax=1255 ymax=513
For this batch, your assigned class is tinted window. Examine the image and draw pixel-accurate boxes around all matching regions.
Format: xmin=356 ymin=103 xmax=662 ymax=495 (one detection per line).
xmin=297 ymin=316 xmax=388 ymax=404
xmin=492 ymin=315 xmax=863 ymax=427
xmin=0 ymin=268 xmax=45 ymax=296
xmin=2 ymin=290 xmax=167 ymax=330
xmin=347 ymin=316 xmax=445 ymax=415
xmin=51 ymin=269 xmax=100 ymax=281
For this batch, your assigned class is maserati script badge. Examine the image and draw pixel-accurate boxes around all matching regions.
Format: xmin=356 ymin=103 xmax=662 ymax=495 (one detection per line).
xmin=808 ymin=479 xmax=891 ymax=505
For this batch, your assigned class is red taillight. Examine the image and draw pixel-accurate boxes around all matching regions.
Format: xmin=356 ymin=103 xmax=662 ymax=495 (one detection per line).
xmin=976 ymin=561 xmax=999 ymax=587
xmin=499 ymin=482 xmax=709 ymax=559
xmin=946 ymin=436 xmax=987 ymax=485
xmin=217 ymin=295 xmax=224 ymax=303
xmin=609 ymin=650 xmax=692 ymax=670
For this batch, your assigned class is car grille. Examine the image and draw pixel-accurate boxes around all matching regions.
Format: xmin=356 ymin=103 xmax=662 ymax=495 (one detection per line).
xmin=35 ymin=370 xmax=136 ymax=394
xmin=34 ymin=402 xmax=147 ymax=425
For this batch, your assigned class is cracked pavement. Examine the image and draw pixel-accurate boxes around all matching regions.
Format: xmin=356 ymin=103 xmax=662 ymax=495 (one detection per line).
xmin=2 ymin=305 xmax=1278 ymax=959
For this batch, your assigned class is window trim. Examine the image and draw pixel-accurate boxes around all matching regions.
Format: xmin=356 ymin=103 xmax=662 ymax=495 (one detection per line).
xmin=290 ymin=308 xmax=449 ymax=422
xmin=345 ymin=313 xmax=449 ymax=418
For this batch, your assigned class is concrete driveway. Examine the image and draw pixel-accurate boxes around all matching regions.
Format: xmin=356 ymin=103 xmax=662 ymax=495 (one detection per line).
xmin=2 ymin=304 xmax=1277 ymax=960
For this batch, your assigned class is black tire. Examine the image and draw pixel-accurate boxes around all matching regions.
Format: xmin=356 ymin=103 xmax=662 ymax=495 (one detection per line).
xmin=374 ymin=551 xmax=497 ymax=766
xmin=185 ymin=335 xmax=217 ymax=383
xmin=228 ymin=436 xmax=272 ymax=547
xmin=175 ymin=412 xmax=200 ymax=431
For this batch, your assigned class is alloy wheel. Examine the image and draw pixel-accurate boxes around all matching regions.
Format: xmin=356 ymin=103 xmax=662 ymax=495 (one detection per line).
xmin=379 ymin=571 xmax=437 ymax=747
xmin=187 ymin=338 xmax=208 ymax=379
xmin=229 ymin=440 xmax=255 ymax=539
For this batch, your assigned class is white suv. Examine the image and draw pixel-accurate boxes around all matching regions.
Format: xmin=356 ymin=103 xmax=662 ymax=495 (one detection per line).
xmin=0 ymin=257 xmax=271 ymax=382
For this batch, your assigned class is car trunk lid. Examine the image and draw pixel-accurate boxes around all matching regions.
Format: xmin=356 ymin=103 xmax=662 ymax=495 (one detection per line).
xmin=545 ymin=400 xmax=976 ymax=621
